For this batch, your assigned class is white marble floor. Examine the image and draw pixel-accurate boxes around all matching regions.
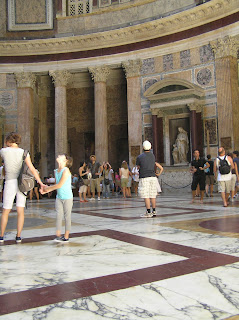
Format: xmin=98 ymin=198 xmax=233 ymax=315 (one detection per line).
xmin=1 ymin=192 xmax=239 ymax=319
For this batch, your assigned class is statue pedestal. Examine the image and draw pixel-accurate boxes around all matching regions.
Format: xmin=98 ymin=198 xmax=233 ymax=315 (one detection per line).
xmin=159 ymin=166 xmax=192 ymax=193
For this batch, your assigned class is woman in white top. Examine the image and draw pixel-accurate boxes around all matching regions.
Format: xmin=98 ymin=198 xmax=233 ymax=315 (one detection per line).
xmin=0 ymin=132 xmax=43 ymax=243
xmin=119 ymin=161 xmax=129 ymax=199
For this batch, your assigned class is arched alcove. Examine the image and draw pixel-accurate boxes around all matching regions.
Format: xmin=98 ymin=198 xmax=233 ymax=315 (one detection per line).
xmin=144 ymin=78 xmax=205 ymax=165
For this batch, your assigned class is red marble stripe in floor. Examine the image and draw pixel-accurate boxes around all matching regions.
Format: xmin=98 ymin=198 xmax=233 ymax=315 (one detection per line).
xmin=1 ymin=230 xmax=239 ymax=315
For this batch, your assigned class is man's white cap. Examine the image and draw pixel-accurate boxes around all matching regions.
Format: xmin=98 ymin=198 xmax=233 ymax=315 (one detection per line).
xmin=143 ymin=140 xmax=151 ymax=151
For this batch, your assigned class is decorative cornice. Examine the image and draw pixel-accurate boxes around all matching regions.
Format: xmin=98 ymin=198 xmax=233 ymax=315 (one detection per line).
xmin=15 ymin=72 xmax=36 ymax=89
xmin=0 ymin=0 xmax=238 ymax=56
xmin=88 ymin=65 xmax=110 ymax=82
xmin=210 ymin=35 xmax=239 ymax=59
xmin=49 ymin=70 xmax=71 ymax=87
xmin=122 ymin=60 xmax=142 ymax=78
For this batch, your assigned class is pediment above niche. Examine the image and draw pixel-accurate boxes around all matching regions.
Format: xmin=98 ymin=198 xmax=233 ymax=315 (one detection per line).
xmin=144 ymin=78 xmax=204 ymax=109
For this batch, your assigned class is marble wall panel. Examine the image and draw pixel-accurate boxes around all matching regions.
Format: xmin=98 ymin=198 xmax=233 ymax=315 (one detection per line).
xmin=0 ymin=74 xmax=7 ymax=89
xmin=163 ymin=54 xmax=173 ymax=71
xmin=195 ymin=64 xmax=215 ymax=88
xmin=0 ymin=90 xmax=16 ymax=110
xmin=8 ymin=0 xmax=53 ymax=31
xmin=0 ymin=0 xmax=6 ymax=37
xmin=190 ymin=47 xmax=201 ymax=66
xmin=203 ymin=105 xmax=216 ymax=118
xmin=204 ymin=118 xmax=217 ymax=145
xmin=143 ymin=114 xmax=152 ymax=125
xmin=141 ymin=58 xmax=155 ymax=75
xmin=173 ymin=52 xmax=181 ymax=70
xmin=180 ymin=49 xmax=191 ymax=68
xmin=143 ymin=78 xmax=159 ymax=92
xmin=144 ymin=126 xmax=152 ymax=143
xmin=199 ymin=44 xmax=214 ymax=63
xmin=154 ymin=56 xmax=164 ymax=73
xmin=15 ymin=0 xmax=46 ymax=24
xmin=163 ymin=70 xmax=192 ymax=82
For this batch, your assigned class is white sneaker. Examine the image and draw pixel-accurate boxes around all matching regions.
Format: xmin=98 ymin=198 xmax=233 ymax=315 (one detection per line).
xmin=140 ymin=212 xmax=153 ymax=218
xmin=89 ymin=198 xmax=95 ymax=201
xmin=98 ymin=197 xmax=101 ymax=201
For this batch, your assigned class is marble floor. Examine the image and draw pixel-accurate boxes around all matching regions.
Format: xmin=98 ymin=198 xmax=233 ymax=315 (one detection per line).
xmin=1 ymin=191 xmax=239 ymax=320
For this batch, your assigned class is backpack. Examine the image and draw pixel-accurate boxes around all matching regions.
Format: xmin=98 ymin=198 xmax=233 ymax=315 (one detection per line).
xmin=204 ymin=163 xmax=210 ymax=173
xmin=18 ymin=150 xmax=35 ymax=195
xmin=218 ymin=156 xmax=231 ymax=175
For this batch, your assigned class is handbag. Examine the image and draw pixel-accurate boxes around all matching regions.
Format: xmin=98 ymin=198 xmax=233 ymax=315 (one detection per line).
xmin=78 ymin=177 xmax=84 ymax=187
xmin=104 ymin=178 xmax=110 ymax=185
xmin=103 ymin=170 xmax=110 ymax=185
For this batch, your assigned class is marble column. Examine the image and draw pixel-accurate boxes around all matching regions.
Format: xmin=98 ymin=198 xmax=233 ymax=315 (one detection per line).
xmin=49 ymin=70 xmax=71 ymax=158
xmin=152 ymin=112 xmax=164 ymax=163
xmin=15 ymin=72 xmax=36 ymax=153
xmin=89 ymin=65 xmax=110 ymax=164
xmin=122 ymin=60 xmax=142 ymax=168
xmin=188 ymin=104 xmax=198 ymax=156
xmin=38 ymin=77 xmax=51 ymax=178
xmin=211 ymin=36 xmax=239 ymax=150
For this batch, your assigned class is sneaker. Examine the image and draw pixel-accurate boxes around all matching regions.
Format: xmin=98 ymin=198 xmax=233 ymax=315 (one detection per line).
xmin=98 ymin=197 xmax=101 ymax=201
xmin=152 ymin=211 xmax=156 ymax=217
xmin=55 ymin=237 xmax=69 ymax=243
xmin=89 ymin=198 xmax=95 ymax=201
xmin=140 ymin=212 xmax=153 ymax=218
xmin=0 ymin=236 xmax=4 ymax=243
xmin=54 ymin=236 xmax=63 ymax=242
xmin=16 ymin=236 xmax=22 ymax=243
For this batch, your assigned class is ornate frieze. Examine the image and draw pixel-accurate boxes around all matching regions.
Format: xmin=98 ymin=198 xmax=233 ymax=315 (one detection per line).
xmin=15 ymin=72 xmax=36 ymax=89
xmin=210 ymin=36 xmax=238 ymax=59
xmin=88 ymin=66 xmax=110 ymax=82
xmin=49 ymin=70 xmax=71 ymax=87
xmin=122 ymin=60 xmax=142 ymax=78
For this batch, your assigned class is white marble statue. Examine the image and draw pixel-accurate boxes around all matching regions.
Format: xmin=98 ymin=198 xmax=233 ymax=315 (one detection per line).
xmin=173 ymin=127 xmax=189 ymax=164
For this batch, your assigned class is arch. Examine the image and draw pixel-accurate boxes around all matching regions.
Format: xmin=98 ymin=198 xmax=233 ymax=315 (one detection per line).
xmin=144 ymin=78 xmax=204 ymax=99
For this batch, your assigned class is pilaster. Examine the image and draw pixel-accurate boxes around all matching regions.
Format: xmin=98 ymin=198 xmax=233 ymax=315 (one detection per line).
xmin=210 ymin=36 xmax=239 ymax=150
xmin=15 ymin=72 xmax=36 ymax=153
xmin=122 ymin=59 xmax=142 ymax=168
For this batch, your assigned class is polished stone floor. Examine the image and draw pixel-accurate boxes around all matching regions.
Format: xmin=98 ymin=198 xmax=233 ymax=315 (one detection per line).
xmin=1 ymin=191 xmax=239 ymax=319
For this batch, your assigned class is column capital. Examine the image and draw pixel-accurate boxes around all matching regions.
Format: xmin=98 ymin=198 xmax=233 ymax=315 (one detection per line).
xmin=15 ymin=72 xmax=36 ymax=89
xmin=122 ymin=59 xmax=142 ymax=78
xmin=210 ymin=36 xmax=238 ymax=59
xmin=49 ymin=70 xmax=71 ymax=87
xmin=88 ymin=65 xmax=111 ymax=82
xmin=151 ymin=109 xmax=164 ymax=117
xmin=188 ymin=103 xmax=202 ymax=113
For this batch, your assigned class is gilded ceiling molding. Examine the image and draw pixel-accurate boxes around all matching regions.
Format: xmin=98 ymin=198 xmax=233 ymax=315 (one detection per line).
xmin=122 ymin=60 xmax=142 ymax=78
xmin=88 ymin=66 xmax=111 ymax=82
xmin=15 ymin=72 xmax=36 ymax=89
xmin=49 ymin=70 xmax=71 ymax=87
xmin=210 ymin=35 xmax=239 ymax=59
xmin=0 ymin=0 xmax=238 ymax=56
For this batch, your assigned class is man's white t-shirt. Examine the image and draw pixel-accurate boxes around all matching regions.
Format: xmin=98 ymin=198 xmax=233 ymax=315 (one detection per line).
xmin=215 ymin=156 xmax=232 ymax=182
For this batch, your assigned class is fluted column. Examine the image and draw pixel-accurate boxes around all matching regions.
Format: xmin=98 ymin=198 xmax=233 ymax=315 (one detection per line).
xmin=49 ymin=70 xmax=71 ymax=158
xmin=210 ymin=36 xmax=239 ymax=149
xmin=15 ymin=72 xmax=36 ymax=153
xmin=38 ymin=77 xmax=51 ymax=177
xmin=122 ymin=59 xmax=142 ymax=168
xmin=89 ymin=66 xmax=110 ymax=163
